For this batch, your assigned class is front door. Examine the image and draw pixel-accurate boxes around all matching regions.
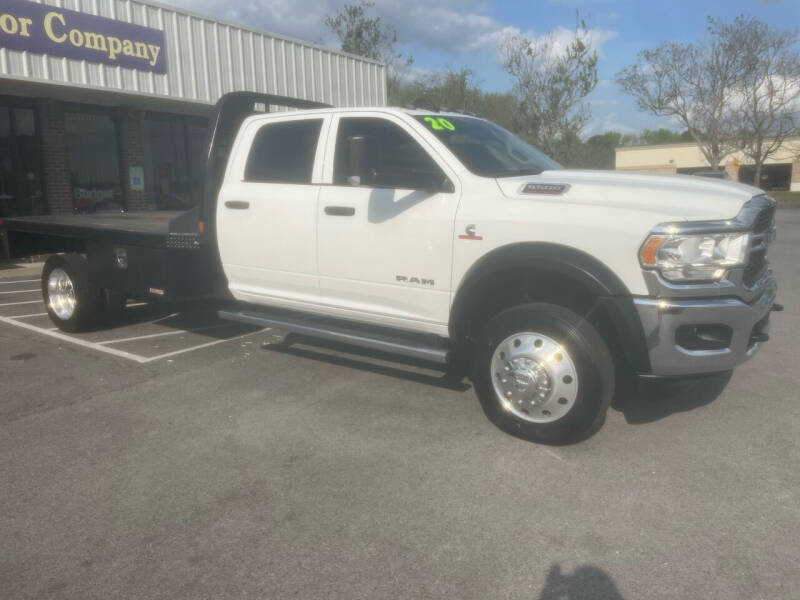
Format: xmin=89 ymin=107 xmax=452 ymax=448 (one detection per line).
xmin=316 ymin=114 xmax=460 ymax=332
xmin=216 ymin=115 xmax=327 ymax=308
xmin=0 ymin=102 xmax=44 ymax=219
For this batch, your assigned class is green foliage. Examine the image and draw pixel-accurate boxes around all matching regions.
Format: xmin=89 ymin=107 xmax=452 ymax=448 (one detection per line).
xmin=501 ymin=17 xmax=599 ymax=163
xmin=389 ymin=67 xmax=519 ymax=131
xmin=324 ymin=0 xmax=413 ymax=100
xmin=322 ymin=6 xmax=700 ymax=171
xmin=324 ymin=1 xmax=395 ymax=61
xmin=640 ymin=128 xmax=687 ymax=145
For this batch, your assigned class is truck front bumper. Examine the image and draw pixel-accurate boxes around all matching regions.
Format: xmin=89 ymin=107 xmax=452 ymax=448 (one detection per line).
xmin=633 ymin=275 xmax=777 ymax=376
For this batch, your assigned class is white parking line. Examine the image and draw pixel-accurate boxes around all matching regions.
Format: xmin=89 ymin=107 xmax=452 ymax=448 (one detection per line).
xmin=0 ymin=289 xmax=38 ymax=294
xmin=0 ymin=279 xmax=39 ymax=284
xmin=13 ymin=312 xmax=48 ymax=318
xmin=142 ymin=329 xmax=269 ymax=362
xmin=98 ymin=323 xmax=239 ymax=345
xmin=0 ymin=300 xmax=41 ymax=306
xmin=0 ymin=313 xmax=268 ymax=363
xmin=0 ymin=315 xmax=150 ymax=363
xmin=152 ymin=312 xmax=179 ymax=323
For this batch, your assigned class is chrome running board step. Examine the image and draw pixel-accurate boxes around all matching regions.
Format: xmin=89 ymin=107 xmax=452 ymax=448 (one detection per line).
xmin=219 ymin=306 xmax=450 ymax=365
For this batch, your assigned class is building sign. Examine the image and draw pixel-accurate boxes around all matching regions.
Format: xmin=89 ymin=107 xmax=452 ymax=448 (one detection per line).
xmin=0 ymin=0 xmax=166 ymax=73
xmin=129 ymin=166 xmax=144 ymax=192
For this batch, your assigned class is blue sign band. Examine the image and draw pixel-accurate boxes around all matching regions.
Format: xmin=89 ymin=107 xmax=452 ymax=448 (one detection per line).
xmin=0 ymin=0 xmax=167 ymax=74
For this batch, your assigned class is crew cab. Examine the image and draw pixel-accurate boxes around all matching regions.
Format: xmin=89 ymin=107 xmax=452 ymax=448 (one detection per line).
xmin=1 ymin=93 xmax=780 ymax=443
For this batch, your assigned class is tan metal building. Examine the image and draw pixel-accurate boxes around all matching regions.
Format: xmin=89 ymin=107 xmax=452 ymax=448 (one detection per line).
xmin=615 ymin=137 xmax=800 ymax=191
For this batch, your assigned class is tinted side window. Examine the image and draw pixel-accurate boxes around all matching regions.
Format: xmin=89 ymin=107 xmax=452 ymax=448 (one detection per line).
xmin=334 ymin=117 xmax=445 ymax=189
xmin=244 ymin=119 xmax=323 ymax=183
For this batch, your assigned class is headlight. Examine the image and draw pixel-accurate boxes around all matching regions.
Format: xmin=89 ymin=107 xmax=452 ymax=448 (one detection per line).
xmin=639 ymin=232 xmax=750 ymax=282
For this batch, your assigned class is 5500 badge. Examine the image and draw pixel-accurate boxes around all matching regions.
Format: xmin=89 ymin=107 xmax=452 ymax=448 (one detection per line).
xmin=0 ymin=0 xmax=166 ymax=73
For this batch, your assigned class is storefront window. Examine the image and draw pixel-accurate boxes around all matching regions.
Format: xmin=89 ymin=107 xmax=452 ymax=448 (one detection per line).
xmin=0 ymin=104 xmax=44 ymax=217
xmin=143 ymin=114 xmax=208 ymax=210
xmin=65 ymin=112 xmax=123 ymax=212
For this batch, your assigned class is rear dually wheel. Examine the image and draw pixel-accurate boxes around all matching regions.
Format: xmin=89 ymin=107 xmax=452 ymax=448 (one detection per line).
xmin=42 ymin=254 xmax=105 ymax=332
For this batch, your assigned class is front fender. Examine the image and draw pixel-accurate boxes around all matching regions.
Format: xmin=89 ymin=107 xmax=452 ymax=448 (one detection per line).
xmin=449 ymin=242 xmax=651 ymax=374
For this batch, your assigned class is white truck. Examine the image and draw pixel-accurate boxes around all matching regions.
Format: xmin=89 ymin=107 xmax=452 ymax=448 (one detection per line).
xmin=2 ymin=93 xmax=779 ymax=443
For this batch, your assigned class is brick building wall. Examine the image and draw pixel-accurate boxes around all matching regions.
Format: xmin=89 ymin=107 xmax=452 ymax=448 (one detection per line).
xmin=37 ymin=99 xmax=73 ymax=215
xmin=36 ymin=101 xmax=155 ymax=214
xmin=117 ymin=108 xmax=150 ymax=211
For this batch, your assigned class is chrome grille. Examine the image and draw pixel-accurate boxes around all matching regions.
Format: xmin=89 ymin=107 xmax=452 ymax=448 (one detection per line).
xmin=744 ymin=204 xmax=776 ymax=287
xmin=753 ymin=205 xmax=776 ymax=235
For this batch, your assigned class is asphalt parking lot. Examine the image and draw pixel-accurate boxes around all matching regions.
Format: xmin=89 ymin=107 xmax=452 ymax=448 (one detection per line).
xmin=1 ymin=208 xmax=798 ymax=600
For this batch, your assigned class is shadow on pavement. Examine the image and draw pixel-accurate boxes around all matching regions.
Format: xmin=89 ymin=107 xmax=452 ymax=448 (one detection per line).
xmin=89 ymin=298 xmax=260 ymax=340
xmin=537 ymin=564 xmax=625 ymax=599
xmin=0 ymin=260 xmax=26 ymax=271
xmin=612 ymin=370 xmax=733 ymax=425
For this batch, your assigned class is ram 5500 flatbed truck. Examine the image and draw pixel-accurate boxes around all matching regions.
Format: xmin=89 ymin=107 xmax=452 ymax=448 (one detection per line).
xmin=1 ymin=92 xmax=780 ymax=443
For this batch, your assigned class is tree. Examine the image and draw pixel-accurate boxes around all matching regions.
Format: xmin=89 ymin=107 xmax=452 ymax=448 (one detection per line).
xmin=390 ymin=67 xmax=519 ymax=131
xmin=724 ymin=16 xmax=800 ymax=187
xmin=584 ymin=131 xmax=624 ymax=169
xmin=500 ymin=18 xmax=599 ymax=163
xmin=616 ymin=18 xmax=744 ymax=170
xmin=324 ymin=0 xmax=395 ymax=61
xmin=640 ymin=128 xmax=686 ymax=145
xmin=324 ymin=0 xmax=411 ymax=103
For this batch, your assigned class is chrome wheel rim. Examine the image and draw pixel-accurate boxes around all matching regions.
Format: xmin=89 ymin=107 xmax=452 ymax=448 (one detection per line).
xmin=47 ymin=268 xmax=77 ymax=320
xmin=490 ymin=332 xmax=579 ymax=423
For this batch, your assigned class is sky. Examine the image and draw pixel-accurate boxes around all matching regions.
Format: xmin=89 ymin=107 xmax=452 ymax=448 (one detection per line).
xmin=165 ymin=0 xmax=800 ymax=136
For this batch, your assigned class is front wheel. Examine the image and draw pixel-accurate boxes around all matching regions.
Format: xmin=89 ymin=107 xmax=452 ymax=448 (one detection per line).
xmin=472 ymin=303 xmax=615 ymax=444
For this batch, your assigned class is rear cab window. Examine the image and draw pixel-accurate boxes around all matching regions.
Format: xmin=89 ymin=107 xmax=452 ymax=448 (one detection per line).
xmin=244 ymin=118 xmax=324 ymax=184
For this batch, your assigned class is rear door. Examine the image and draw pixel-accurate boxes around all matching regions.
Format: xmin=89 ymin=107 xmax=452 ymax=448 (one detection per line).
xmin=216 ymin=114 xmax=328 ymax=307
xmin=316 ymin=113 xmax=460 ymax=332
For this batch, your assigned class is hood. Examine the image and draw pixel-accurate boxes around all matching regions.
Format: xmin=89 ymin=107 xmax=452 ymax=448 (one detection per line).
xmin=495 ymin=169 xmax=764 ymax=222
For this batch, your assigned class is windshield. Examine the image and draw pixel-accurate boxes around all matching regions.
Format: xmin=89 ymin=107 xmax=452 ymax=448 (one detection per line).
xmin=413 ymin=115 xmax=562 ymax=177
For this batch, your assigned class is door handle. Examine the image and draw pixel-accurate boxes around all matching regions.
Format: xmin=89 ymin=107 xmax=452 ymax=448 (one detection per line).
xmin=324 ymin=206 xmax=355 ymax=216
xmin=225 ymin=201 xmax=250 ymax=210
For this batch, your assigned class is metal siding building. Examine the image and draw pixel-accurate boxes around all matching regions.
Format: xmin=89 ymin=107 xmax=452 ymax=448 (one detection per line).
xmin=0 ymin=0 xmax=387 ymax=108
xmin=0 ymin=0 xmax=386 ymax=231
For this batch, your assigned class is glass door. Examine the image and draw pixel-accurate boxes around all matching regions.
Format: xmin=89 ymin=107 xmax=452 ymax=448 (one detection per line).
xmin=143 ymin=113 xmax=209 ymax=210
xmin=0 ymin=104 xmax=44 ymax=218
xmin=64 ymin=111 xmax=123 ymax=212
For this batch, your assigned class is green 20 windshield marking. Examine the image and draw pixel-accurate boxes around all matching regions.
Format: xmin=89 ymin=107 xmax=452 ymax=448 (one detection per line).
xmin=424 ymin=117 xmax=455 ymax=131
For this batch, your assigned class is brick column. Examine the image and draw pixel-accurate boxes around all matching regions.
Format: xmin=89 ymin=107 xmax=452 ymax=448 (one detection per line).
xmin=37 ymin=99 xmax=73 ymax=214
xmin=117 ymin=108 xmax=151 ymax=211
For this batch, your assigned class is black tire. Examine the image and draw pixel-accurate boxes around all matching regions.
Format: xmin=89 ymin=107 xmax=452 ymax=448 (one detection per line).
xmin=472 ymin=302 xmax=615 ymax=444
xmin=41 ymin=254 xmax=105 ymax=332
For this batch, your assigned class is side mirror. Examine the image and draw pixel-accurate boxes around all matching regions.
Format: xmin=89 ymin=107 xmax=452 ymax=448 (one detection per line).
xmin=348 ymin=135 xmax=367 ymax=186
xmin=418 ymin=173 xmax=455 ymax=194
xmin=439 ymin=177 xmax=455 ymax=194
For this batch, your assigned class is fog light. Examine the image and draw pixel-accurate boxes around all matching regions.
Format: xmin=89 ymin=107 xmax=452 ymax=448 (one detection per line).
xmin=675 ymin=324 xmax=732 ymax=351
